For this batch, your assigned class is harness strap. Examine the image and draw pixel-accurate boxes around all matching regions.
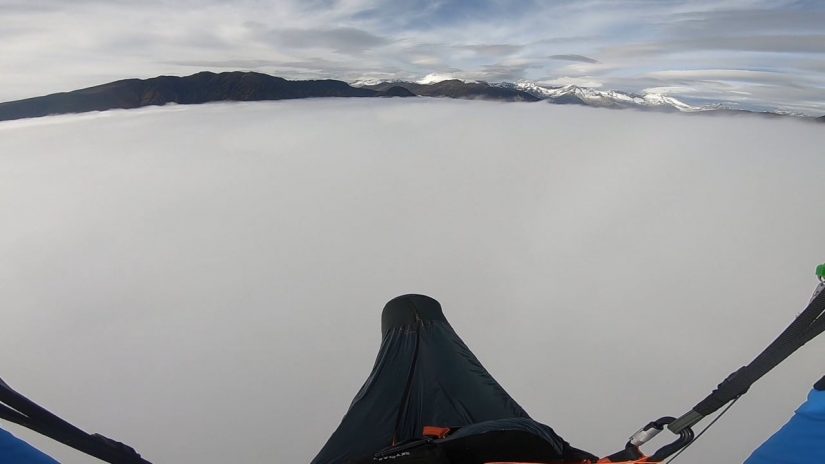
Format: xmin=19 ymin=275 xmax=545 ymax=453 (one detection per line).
xmin=670 ymin=278 xmax=825 ymax=433
xmin=0 ymin=377 xmax=151 ymax=464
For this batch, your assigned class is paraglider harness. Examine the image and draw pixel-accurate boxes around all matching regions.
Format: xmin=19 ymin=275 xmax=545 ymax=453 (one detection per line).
xmin=2 ymin=264 xmax=824 ymax=464
xmin=352 ymin=265 xmax=825 ymax=464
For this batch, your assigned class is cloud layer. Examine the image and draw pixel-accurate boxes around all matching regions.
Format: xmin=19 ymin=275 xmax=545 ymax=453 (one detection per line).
xmin=0 ymin=0 xmax=823 ymax=114
xmin=1 ymin=100 xmax=824 ymax=463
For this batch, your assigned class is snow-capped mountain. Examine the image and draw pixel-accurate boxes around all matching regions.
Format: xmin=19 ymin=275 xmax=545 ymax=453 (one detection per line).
xmin=2 ymin=71 xmax=819 ymax=122
xmin=351 ymin=78 xmax=405 ymax=87
xmin=498 ymin=81 xmax=709 ymax=112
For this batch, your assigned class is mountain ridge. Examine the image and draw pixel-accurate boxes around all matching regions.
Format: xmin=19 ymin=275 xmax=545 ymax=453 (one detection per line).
xmin=0 ymin=71 xmax=822 ymax=122
xmin=497 ymin=81 xmax=706 ymax=112
xmin=357 ymin=79 xmax=538 ymax=102
xmin=0 ymin=71 xmax=383 ymax=122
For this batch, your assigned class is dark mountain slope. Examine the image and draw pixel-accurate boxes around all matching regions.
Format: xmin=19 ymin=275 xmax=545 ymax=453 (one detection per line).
xmin=0 ymin=71 xmax=380 ymax=122
xmin=360 ymin=80 xmax=538 ymax=102
xmin=380 ymin=86 xmax=416 ymax=97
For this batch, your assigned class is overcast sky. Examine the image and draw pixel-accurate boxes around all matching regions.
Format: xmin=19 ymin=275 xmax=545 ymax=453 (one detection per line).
xmin=0 ymin=0 xmax=824 ymax=114
xmin=1 ymin=100 xmax=824 ymax=463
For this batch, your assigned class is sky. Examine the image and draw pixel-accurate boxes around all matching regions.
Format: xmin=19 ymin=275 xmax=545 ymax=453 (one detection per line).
xmin=0 ymin=0 xmax=824 ymax=114
xmin=1 ymin=100 xmax=824 ymax=463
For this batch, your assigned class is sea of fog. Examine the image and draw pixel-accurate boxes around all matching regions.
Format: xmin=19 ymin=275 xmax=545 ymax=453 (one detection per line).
xmin=0 ymin=99 xmax=823 ymax=464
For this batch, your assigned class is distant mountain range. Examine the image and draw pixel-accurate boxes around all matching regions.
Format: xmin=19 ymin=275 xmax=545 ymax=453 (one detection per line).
xmin=356 ymin=79 xmax=538 ymax=102
xmin=500 ymin=81 xmax=708 ymax=112
xmin=0 ymin=71 xmax=822 ymax=122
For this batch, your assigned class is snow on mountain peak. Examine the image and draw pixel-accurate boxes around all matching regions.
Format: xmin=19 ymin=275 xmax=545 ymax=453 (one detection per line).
xmin=417 ymin=73 xmax=478 ymax=85
xmin=351 ymin=77 xmax=717 ymax=114
xmin=508 ymin=81 xmax=707 ymax=112
xmin=351 ymin=78 xmax=395 ymax=87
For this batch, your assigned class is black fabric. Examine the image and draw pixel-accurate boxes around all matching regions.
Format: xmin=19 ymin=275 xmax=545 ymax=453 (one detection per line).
xmin=312 ymin=295 xmax=590 ymax=464
xmin=347 ymin=419 xmax=597 ymax=464
xmin=0 ymin=377 xmax=150 ymax=463
xmin=443 ymin=417 xmax=566 ymax=452
xmin=382 ymin=295 xmax=448 ymax=335
xmin=691 ymin=288 xmax=825 ymax=418
xmin=600 ymin=445 xmax=644 ymax=463
xmin=814 ymin=375 xmax=825 ymax=391
xmin=349 ymin=439 xmax=450 ymax=464
xmin=439 ymin=418 xmax=598 ymax=463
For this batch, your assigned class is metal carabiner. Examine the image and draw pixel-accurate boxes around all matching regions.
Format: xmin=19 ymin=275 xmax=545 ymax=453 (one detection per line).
xmin=623 ymin=417 xmax=694 ymax=462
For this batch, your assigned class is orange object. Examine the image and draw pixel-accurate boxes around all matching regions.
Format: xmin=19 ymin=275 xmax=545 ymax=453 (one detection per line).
xmin=422 ymin=425 xmax=452 ymax=439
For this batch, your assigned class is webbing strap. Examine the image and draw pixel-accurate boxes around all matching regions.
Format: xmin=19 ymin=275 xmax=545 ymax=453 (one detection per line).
xmin=670 ymin=285 xmax=825 ymax=432
xmin=0 ymin=377 xmax=151 ymax=464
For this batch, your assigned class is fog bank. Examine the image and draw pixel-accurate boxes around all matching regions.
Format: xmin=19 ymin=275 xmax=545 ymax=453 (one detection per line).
xmin=1 ymin=99 xmax=824 ymax=463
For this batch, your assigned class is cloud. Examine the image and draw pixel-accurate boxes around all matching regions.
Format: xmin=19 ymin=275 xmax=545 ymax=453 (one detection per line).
xmin=169 ymin=59 xmax=292 ymax=69
xmin=168 ymin=57 xmax=408 ymax=83
xmin=642 ymin=85 xmax=703 ymax=95
xmin=457 ymin=43 xmax=524 ymax=57
xmin=687 ymin=34 xmax=825 ymax=54
xmin=475 ymin=60 xmax=544 ymax=82
xmin=607 ymin=35 xmax=825 ymax=56
xmin=268 ymin=27 xmax=392 ymax=53
xmin=0 ymin=1 xmax=824 ymax=113
xmin=539 ymin=76 xmax=604 ymax=88
xmin=645 ymin=69 xmax=809 ymax=85
xmin=417 ymin=72 xmax=464 ymax=84
xmin=350 ymin=0 xmax=546 ymax=32
xmin=630 ymin=68 xmax=825 ymax=114
xmin=549 ymin=54 xmax=600 ymax=64
xmin=1 ymin=100 xmax=824 ymax=463
xmin=666 ymin=8 xmax=825 ymax=36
